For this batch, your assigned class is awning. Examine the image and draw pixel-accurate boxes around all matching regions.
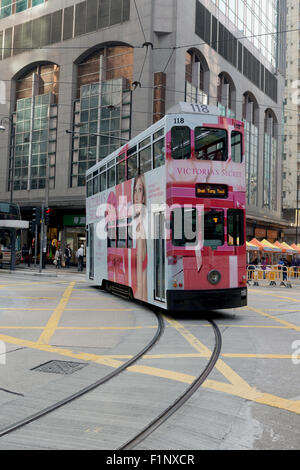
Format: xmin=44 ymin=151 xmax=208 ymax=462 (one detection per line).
xmin=249 ymin=238 xmax=275 ymax=252
xmin=246 ymin=241 xmax=259 ymax=251
xmin=281 ymin=242 xmax=297 ymax=254
xmin=260 ymin=239 xmax=281 ymax=252
xmin=274 ymin=241 xmax=296 ymax=254
xmin=291 ymin=244 xmax=300 ymax=254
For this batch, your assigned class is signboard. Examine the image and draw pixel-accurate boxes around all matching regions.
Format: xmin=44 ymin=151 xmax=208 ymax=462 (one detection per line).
xmin=195 ymin=183 xmax=228 ymax=198
xmin=63 ymin=215 xmax=86 ymax=227
xmin=255 ymin=228 xmax=266 ymax=239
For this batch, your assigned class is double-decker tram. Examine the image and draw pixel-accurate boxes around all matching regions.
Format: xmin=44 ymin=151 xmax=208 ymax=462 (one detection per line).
xmin=86 ymin=102 xmax=247 ymax=311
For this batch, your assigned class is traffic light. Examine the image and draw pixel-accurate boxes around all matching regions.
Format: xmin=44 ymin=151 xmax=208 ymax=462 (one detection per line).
xmin=29 ymin=220 xmax=34 ymax=233
xmin=32 ymin=207 xmax=41 ymax=226
xmin=45 ymin=207 xmax=51 ymax=226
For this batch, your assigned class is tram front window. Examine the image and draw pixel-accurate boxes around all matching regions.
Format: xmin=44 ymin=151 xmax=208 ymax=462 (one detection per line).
xmin=171 ymin=126 xmax=191 ymax=160
xmin=204 ymin=210 xmax=224 ymax=247
xmin=171 ymin=207 xmax=197 ymax=246
xmin=195 ymin=128 xmax=227 ymax=161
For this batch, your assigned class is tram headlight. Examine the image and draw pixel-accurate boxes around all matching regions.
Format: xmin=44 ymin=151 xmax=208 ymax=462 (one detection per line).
xmin=207 ymin=270 xmax=221 ymax=285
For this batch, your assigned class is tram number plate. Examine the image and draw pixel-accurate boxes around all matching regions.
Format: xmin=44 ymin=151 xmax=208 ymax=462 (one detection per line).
xmin=196 ymin=183 xmax=228 ymax=198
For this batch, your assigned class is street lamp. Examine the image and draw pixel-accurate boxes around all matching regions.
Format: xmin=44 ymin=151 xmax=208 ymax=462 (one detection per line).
xmin=0 ymin=116 xmax=15 ymax=204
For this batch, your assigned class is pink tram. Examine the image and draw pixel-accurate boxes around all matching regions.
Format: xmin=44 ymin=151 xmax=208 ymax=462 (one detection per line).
xmin=86 ymin=102 xmax=247 ymax=311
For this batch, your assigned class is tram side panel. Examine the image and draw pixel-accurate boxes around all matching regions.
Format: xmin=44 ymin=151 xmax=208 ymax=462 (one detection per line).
xmin=87 ymin=166 xmax=167 ymax=309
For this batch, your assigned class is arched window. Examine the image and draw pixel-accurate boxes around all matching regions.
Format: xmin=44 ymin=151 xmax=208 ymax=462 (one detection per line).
xmin=243 ymin=92 xmax=259 ymax=206
xmin=185 ymin=49 xmax=209 ymax=104
xmin=217 ymin=73 xmax=235 ymax=118
xmin=263 ymin=109 xmax=278 ymax=211
xmin=9 ymin=63 xmax=59 ymax=192
xmin=71 ymin=45 xmax=134 ymax=187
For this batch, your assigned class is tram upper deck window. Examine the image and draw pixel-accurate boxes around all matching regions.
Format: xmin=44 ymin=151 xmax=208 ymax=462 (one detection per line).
xmin=204 ymin=210 xmax=224 ymax=247
xmin=171 ymin=207 xmax=197 ymax=246
xmin=127 ymin=146 xmax=138 ymax=180
xmin=171 ymin=126 xmax=191 ymax=160
xmin=117 ymin=153 xmax=126 ymax=184
xmin=231 ymin=131 xmax=243 ymax=163
xmin=227 ymin=209 xmax=244 ymax=246
xmin=195 ymin=128 xmax=227 ymax=161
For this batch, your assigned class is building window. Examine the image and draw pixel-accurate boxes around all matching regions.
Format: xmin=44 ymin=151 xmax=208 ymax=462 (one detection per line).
xmin=217 ymin=73 xmax=235 ymax=118
xmin=71 ymin=46 xmax=133 ymax=187
xmin=185 ymin=50 xmax=209 ymax=104
xmin=9 ymin=64 xmax=59 ymax=192
xmin=243 ymin=93 xmax=259 ymax=207
xmin=263 ymin=109 xmax=278 ymax=211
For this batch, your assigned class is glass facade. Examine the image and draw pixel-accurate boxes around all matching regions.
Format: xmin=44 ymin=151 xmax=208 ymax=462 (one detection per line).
xmin=263 ymin=112 xmax=277 ymax=211
xmin=210 ymin=0 xmax=278 ymax=67
xmin=71 ymin=78 xmax=131 ymax=187
xmin=0 ymin=0 xmax=44 ymax=19
xmin=244 ymin=121 xmax=258 ymax=206
xmin=10 ymin=93 xmax=57 ymax=192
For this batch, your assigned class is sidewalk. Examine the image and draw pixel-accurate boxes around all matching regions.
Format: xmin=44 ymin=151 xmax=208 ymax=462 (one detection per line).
xmin=0 ymin=263 xmax=86 ymax=278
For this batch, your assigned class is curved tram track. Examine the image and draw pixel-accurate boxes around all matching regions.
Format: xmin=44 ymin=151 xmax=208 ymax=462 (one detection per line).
xmin=0 ymin=309 xmax=222 ymax=450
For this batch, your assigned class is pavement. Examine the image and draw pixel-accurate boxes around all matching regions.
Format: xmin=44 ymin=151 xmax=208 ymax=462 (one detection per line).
xmin=0 ymin=263 xmax=86 ymax=277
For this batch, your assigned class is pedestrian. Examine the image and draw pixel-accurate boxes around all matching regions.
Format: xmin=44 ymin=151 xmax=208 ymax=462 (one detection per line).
xmin=54 ymin=246 xmax=62 ymax=269
xmin=22 ymin=244 xmax=29 ymax=264
xmin=278 ymin=258 xmax=287 ymax=281
xmin=76 ymin=244 xmax=84 ymax=272
xmin=261 ymin=257 xmax=267 ymax=279
xmin=292 ymin=256 xmax=298 ymax=278
xmin=64 ymin=244 xmax=72 ymax=269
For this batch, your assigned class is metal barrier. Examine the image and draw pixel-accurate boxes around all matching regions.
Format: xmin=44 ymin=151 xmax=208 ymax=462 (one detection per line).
xmin=247 ymin=265 xmax=293 ymax=288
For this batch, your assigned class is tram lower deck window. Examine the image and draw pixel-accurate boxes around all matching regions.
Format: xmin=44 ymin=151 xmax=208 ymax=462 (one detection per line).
xmin=204 ymin=210 xmax=224 ymax=247
xmin=171 ymin=208 xmax=197 ymax=246
xmin=227 ymin=209 xmax=244 ymax=246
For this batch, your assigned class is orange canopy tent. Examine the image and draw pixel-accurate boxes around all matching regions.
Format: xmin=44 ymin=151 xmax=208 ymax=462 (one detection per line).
xmin=249 ymin=238 xmax=280 ymax=252
xmin=291 ymin=244 xmax=300 ymax=254
xmin=274 ymin=241 xmax=297 ymax=254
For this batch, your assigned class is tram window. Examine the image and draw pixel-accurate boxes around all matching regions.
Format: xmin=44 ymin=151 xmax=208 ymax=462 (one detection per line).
xmin=195 ymin=128 xmax=227 ymax=161
xmin=107 ymin=222 xmax=116 ymax=248
xmin=127 ymin=217 xmax=133 ymax=248
xmin=204 ymin=210 xmax=224 ymax=247
xmin=87 ymin=179 xmax=93 ymax=198
xmin=117 ymin=160 xmax=126 ymax=184
xmin=127 ymin=153 xmax=138 ymax=180
xmin=153 ymin=138 xmax=165 ymax=169
xmin=117 ymin=219 xmax=127 ymax=248
xmin=227 ymin=209 xmax=244 ymax=246
xmin=171 ymin=208 xmax=197 ymax=246
xmin=231 ymin=131 xmax=243 ymax=163
xmin=140 ymin=137 xmax=151 ymax=148
xmin=153 ymin=128 xmax=164 ymax=140
xmin=140 ymin=146 xmax=152 ymax=174
xmin=171 ymin=126 xmax=191 ymax=160
xmin=100 ymin=171 xmax=107 ymax=191
xmin=93 ymin=175 xmax=99 ymax=195
xmin=108 ymin=166 xmax=115 ymax=188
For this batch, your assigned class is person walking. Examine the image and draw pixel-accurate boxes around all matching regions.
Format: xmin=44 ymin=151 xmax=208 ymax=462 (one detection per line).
xmin=76 ymin=244 xmax=84 ymax=272
xmin=54 ymin=246 xmax=62 ymax=269
xmin=64 ymin=244 xmax=72 ymax=269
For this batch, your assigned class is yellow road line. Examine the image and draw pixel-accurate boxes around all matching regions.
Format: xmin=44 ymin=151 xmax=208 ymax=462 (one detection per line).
xmin=248 ymin=306 xmax=300 ymax=332
xmin=248 ymin=290 xmax=300 ymax=303
xmin=37 ymin=281 xmax=76 ymax=345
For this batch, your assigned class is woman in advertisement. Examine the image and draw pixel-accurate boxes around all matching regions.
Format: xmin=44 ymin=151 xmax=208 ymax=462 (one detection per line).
xmin=132 ymin=175 xmax=148 ymax=302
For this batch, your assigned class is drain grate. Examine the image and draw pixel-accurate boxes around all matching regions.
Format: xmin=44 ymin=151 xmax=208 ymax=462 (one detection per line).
xmin=31 ymin=360 xmax=88 ymax=375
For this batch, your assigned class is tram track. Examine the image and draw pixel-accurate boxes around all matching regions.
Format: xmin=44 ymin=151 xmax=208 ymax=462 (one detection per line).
xmin=0 ymin=308 xmax=222 ymax=450
xmin=119 ymin=317 xmax=222 ymax=450
xmin=0 ymin=309 xmax=164 ymax=439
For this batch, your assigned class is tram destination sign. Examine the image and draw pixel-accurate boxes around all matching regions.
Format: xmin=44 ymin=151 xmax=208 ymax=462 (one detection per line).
xmin=195 ymin=183 xmax=228 ymax=198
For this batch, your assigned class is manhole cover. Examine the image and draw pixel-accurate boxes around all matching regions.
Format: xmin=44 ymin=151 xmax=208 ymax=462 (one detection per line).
xmin=31 ymin=360 xmax=88 ymax=375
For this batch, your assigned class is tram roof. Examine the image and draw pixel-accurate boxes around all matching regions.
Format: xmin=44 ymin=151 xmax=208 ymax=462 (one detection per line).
xmin=86 ymin=102 xmax=223 ymax=177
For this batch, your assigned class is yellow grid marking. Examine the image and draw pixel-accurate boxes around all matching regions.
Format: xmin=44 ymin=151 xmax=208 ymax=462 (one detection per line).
xmin=37 ymin=282 xmax=76 ymax=345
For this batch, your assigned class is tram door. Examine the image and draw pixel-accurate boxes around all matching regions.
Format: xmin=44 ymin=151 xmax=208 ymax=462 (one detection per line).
xmin=89 ymin=224 xmax=94 ymax=280
xmin=154 ymin=212 xmax=165 ymax=302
